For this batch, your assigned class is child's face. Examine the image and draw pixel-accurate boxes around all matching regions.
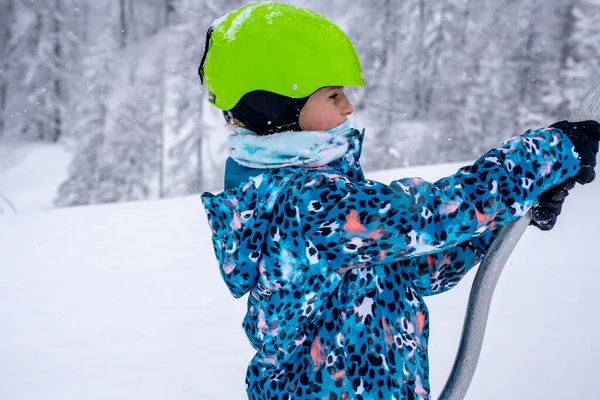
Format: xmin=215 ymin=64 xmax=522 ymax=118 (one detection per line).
xmin=299 ymin=86 xmax=354 ymax=131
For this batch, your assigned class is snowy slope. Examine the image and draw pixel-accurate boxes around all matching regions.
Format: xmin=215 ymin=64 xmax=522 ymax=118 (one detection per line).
xmin=1 ymin=162 xmax=599 ymax=400
xmin=0 ymin=138 xmax=69 ymax=214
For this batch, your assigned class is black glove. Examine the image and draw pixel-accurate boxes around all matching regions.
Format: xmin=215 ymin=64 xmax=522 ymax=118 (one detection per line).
xmin=549 ymin=120 xmax=600 ymax=184
xmin=530 ymin=120 xmax=599 ymax=231
xmin=530 ymin=179 xmax=576 ymax=231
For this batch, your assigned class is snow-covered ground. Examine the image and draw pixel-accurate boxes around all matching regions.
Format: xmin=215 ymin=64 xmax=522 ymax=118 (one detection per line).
xmin=0 ymin=137 xmax=70 ymax=214
xmin=1 ymin=153 xmax=599 ymax=399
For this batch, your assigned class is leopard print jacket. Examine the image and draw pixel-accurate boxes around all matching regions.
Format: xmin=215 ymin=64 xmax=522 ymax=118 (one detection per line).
xmin=202 ymin=126 xmax=580 ymax=400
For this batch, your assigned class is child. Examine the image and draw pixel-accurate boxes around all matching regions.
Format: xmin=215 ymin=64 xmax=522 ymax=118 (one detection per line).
xmin=199 ymin=3 xmax=600 ymax=399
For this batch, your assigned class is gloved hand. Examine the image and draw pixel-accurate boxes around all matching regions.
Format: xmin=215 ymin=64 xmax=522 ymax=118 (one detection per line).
xmin=549 ymin=120 xmax=600 ymax=184
xmin=530 ymin=120 xmax=600 ymax=231
xmin=530 ymin=179 xmax=576 ymax=231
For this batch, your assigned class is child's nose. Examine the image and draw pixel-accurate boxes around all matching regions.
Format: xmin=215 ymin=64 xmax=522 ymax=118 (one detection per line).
xmin=342 ymin=98 xmax=354 ymax=116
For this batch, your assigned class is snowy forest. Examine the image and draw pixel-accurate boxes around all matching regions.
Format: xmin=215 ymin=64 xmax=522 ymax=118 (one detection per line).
xmin=1 ymin=0 xmax=599 ymax=208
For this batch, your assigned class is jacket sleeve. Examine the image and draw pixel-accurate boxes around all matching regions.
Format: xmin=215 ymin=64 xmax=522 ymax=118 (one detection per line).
xmin=409 ymin=229 xmax=498 ymax=296
xmin=298 ymin=127 xmax=580 ymax=271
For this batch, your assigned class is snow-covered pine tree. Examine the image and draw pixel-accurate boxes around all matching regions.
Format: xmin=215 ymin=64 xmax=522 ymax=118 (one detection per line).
xmin=409 ymin=0 xmax=472 ymax=164
xmin=93 ymin=73 xmax=163 ymax=203
xmin=542 ymin=0 xmax=578 ymax=121
xmin=508 ymin=0 xmax=562 ymax=131
xmin=346 ymin=0 xmax=425 ymax=170
xmin=16 ymin=0 xmax=82 ymax=142
xmin=54 ymin=31 xmax=117 ymax=207
xmin=162 ymin=19 xmax=206 ymax=196
xmin=563 ymin=0 xmax=600 ymax=117
xmin=0 ymin=0 xmax=16 ymax=137
xmin=460 ymin=0 xmax=526 ymax=154
xmin=164 ymin=0 xmax=245 ymax=195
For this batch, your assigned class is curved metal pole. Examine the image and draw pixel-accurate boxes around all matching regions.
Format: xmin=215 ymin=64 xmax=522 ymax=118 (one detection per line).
xmin=438 ymin=213 xmax=531 ymax=400
xmin=438 ymin=76 xmax=600 ymax=400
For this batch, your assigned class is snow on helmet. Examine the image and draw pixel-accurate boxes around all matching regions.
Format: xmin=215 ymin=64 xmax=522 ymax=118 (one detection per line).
xmin=198 ymin=1 xmax=365 ymax=112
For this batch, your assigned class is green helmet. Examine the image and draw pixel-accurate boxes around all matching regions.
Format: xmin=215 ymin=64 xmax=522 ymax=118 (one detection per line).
xmin=199 ymin=2 xmax=365 ymax=111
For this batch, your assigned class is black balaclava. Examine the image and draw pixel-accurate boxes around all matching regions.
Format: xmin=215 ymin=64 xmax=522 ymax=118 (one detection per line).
xmin=225 ymin=90 xmax=311 ymax=136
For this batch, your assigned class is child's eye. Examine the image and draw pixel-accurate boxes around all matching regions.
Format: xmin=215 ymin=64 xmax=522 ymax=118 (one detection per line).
xmin=329 ymin=94 xmax=338 ymax=99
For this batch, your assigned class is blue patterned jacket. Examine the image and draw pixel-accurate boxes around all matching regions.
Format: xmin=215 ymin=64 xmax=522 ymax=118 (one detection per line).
xmin=202 ymin=127 xmax=580 ymax=400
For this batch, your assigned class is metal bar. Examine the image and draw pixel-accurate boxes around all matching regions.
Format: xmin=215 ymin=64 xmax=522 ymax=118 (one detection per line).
xmin=438 ymin=213 xmax=531 ymax=400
